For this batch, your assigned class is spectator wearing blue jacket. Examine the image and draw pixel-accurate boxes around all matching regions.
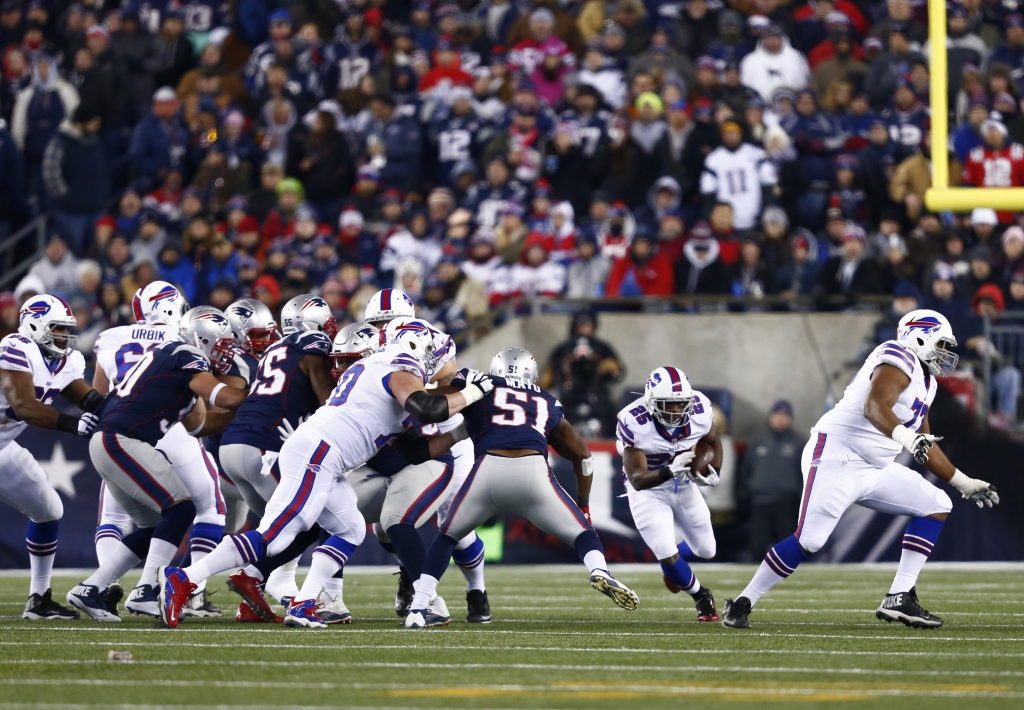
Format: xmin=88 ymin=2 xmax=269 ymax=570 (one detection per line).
xmin=196 ymin=232 xmax=240 ymax=303
xmin=950 ymin=95 xmax=989 ymax=163
xmin=986 ymin=15 xmax=1024 ymax=92
xmin=156 ymin=238 xmax=196 ymax=303
xmin=366 ymin=92 xmax=423 ymax=194
xmin=787 ymin=89 xmax=843 ymax=230
xmin=128 ymin=86 xmax=189 ymax=193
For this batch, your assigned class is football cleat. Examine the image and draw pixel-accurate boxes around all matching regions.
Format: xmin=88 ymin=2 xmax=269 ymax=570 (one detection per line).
xmin=721 ymin=597 xmax=752 ymax=629
xmin=466 ymin=589 xmax=492 ymax=624
xmin=403 ymin=606 xmax=451 ymax=629
xmin=105 ymin=583 xmax=124 ymax=616
xmin=66 ymin=584 xmax=120 ymax=622
xmin=590 ymin=571 xmax=640 ymax=611
xmin=181 ymin=589 xmax=222 ymax=618
xmin=317 ymin=592 xmax=353 ymax=624
xmin=264 ymin=570 xmax=299 ymax=608
xmin=124 ymin=584 xmax=161 ymax=618
xmin=235 ymin=601 xmax=282 ymax=623
xmin=158 ymin=566 xmax=196 ymax=629
xmin=395 ymin=566 xmax=414 ymax=617
xmin=693 ymin=586 xmax=719 ymax=622
xmin=875 ymin=587 xmax=943 ymax=628
xmin=227 ymin=569 xmax=279 ymax=622
xmin=23 ymin=589 xmax=80 ymax=620
xmin=663 ymin=574 xmax=683 ymax=594
xmin=283 ymin=599 xmax=327 ymax=629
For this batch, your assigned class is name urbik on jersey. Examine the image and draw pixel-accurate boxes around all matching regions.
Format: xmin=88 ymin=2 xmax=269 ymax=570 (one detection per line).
xmin=615 ymin=392 xmax=713 ymax=488
xmin=221 ymin=330 xmax=331 ymax=452
xmin=0 ymin=334 xmax=86 ymax=449
xmin=94 ymin=323 xmax=178 ymax=385
xmin=464 ymin=376 xmax=564 ymax=456
xmin=98 ymin=341 xmax=210 ymax=446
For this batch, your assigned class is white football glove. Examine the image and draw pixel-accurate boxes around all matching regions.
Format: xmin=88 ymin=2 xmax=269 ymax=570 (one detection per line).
xmin=466 ymin=369 xmax=495 ymax=394
xmin=949 ymin=470 xmax=1000 ymax=508
xmin=891 ymin=424 xmax=942 ymax=464
xmin=690 ymin=464 xmax=720 ymax=487
xmin=668 ymin=449 xmax=696 ymax=480
xmin=77 ymin=412 xmax=99 ymax=437
xmin=260 ymin=451 xmax=280 ymax=477
xmin=276 ymin=415 xmax=309 ymax=442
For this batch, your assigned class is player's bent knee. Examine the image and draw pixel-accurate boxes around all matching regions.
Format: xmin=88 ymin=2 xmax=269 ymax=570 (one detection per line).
xmin=691 ymin=538 xmax=716 ymax=560
xmin=41 ymin=489 xmax=63 ymax=522
xmin=796 ymin=533 xmax=826 ymax=555
xmin=933 ymin=489 xmax=953 ymax=515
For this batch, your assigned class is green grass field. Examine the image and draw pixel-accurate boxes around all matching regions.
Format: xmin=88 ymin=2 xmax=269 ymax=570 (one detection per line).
xmin=0 ymin=563 xmax=1022 ymax=710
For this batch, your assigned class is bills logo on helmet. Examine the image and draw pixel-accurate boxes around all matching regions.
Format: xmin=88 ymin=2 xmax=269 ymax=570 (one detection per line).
xmin=21 ymin=300 xmax=53 ymax=321
xmin=903 ymin=317 xmax=941 ymax=333
xmin=649 ymin=372 xmax=662 ymax=385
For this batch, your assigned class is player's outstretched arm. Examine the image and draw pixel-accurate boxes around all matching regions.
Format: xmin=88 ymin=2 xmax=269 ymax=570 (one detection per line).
xmin=548 ymin=418 xmax=595 ymax=507
xmin=302 ymin=354 xmax=338 ymax=405
xmin=91 ymin=366 xmax=110 ymax=395
xmin=390 ymin=369 xmax=488 ymax=424
xmin=60 ymin=378 xmax=105 ymax=413
xmin=0 ymin=369 xmax=97 ymax=436
xmin=189 ymin=371 xmax=246 ymax=410
xmin=920 ymin=414 xmax=999 ymax=508
xmin=623 ymin=445 xmax=673 ymax=491
xmin=865 ymin=364 xmax=940 ymax=464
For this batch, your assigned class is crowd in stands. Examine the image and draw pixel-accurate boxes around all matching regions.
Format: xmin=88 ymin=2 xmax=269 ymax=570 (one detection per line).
xmin=1 ymin=0 xmax=1023 ymax=421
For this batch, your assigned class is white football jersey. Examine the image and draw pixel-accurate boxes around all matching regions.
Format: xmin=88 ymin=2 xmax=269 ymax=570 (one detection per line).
xmin=815 ymin=339 xmax=937 ymax=468
xmin=303 ymin=347 xmax=428 ymax=470
xmin=615 ymin=391 xmax=714 ymax=491
xmin=0 ymin=334 xmax=86 ymax=450
xmin=699 ymin=144 xmax=776 ymax=230
xmin=95 ymin=323 xmax=179 ymax=386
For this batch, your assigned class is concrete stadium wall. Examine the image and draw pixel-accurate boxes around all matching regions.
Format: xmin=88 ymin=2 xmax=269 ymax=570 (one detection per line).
xmin=460 ymin=313 xmax=881 ymax=439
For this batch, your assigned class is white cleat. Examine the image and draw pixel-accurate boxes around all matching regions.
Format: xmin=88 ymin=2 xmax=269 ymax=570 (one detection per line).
xmin=317 ymin=592 xmax=353 ymax=624
xmin=403 ymin=595 xmax=451 ymax=628
xmin=590 ymin=571 xmax=640 ymax=611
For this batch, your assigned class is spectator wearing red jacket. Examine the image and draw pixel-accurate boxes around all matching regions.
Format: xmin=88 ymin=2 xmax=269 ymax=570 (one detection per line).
xmin=962 ymin=117 xmax=1024 ymax=224
xmin=606 ymin=232 xmax=674 ymax=297
xmin=418 ymin=38 xmax=473 ymax=94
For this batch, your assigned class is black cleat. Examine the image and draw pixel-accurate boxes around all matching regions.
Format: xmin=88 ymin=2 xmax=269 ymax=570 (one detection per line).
xmin=105 ymin=583 xmax=124 ymax=616
xmin=466 ymin=589 xmax=492 ymax=624
xmin=875 ymin=586 xmax=943 ymax=628
xmin=23 ymin=589 xmax=80 ymax=620
xmin=692 ymin=586 xmax=719 ymax=622
xmin=395 ymin=566 xmax=414 ymax=617
xmin=181 ymin=589 xmax=223 ymax=618
xmin=721 ymin=596 xmax=752 ymax=629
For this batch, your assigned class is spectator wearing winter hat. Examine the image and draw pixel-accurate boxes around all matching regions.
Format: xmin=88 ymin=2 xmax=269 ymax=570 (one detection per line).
xmin=964 ymin=244 xmax=1005 ymax=296
xmin=196 ymin=232 xmax=239 ymax=303
xmin=566 ymin=228 xmax=611 ymax=298
xmin=12 ymin=54 xmax=79 ymax=195
xmin=963 ymin=117 xmax=1024 ymax=223
xmin=1000 ymin=226 xmax=1024 ymax=282
xmin=812 ymin=21 xmax=869 ymax=100
xmin=191 ymin=141 xmax=251 ymax=212
xmin=774 ymin=231 xmax=820 ymax=297
xmin=606 ymin=230 xmax=673 ymax=297
xmin=27 ymin=232 xmax=77 ymax=293
xmin=508 ymin=232 xmax=566 ymax=299
xmin=740 ymin=24 xmax=810 ymax=103
xmin=960 ymin=283 xmax=1022 ymax=425
xmin=420 ymin=272 xmax=469 ymax=345
xmin=507 ymin=3 xmax=582 ymax=68
xmin=864 ymin=23 xmax=920 ymax=109
xmin=701 ymin=121 xmax=777 ymax=231
xmin=153 ymin=10 xmax=195 ymax=90
xmin=674 ymin=221 xmax=731 ymax=295
xmin=922 ymin=4 xmax=985 ymax=100
xmin=968 ymin=208 xmax=999 ymax=248
xmin=1007 ymin=270 xmax=1024 ymax=312
xmin=922 ymin=261 xmax=970 ymax=322
xmin=156 ymin=238 xmax=196 ymax=302
xmin=296 ymin=109 xmax=352 ymax=225
xmin=129 ymin=209 xmax=167 ymax=266
xmin=380 ymin=207 xmax=443 ymax=285
xmin=815 ymin=222 xmax=883 ymax=307
xmin=888 ymin=130 xmax=933 ymax=222
xmin=365 ymin=92 xmax=423 ymax=195
xmin=337 ymin=207 xmax=378 ymax=274
xmin=128 ymin=87 xmax=188 ymax=194
xmin=792 ymin=1 xmax=867 ymax=56
xmin=950 ymin=92 xmax=989 ymax=163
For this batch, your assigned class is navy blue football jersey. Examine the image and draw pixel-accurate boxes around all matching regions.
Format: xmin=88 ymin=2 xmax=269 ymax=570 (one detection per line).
xmin=221 ymin=330 xmax=331 ymax=452
xmin=321 ymin=36 xmax=380 ymax=95
xmin=558 ymin=109 xmax=612 ymax=158
xmin=429 ymin=112 xmax=493 ymax=185
xmin=99 ymin=341 xmax=210 ymax=446
xmin=204 ymin=345 xmax=259 ymax=461
xmin=181 ymin=0 xmax=229 ymax=32
xmin=464 ymin=376 xmax=563 ymax=456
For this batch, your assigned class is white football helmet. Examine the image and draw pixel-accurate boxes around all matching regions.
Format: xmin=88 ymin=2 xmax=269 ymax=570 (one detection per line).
xmin=330 ymin=322 xmax=379 ymax=379
xmin=897 ymin=309 xmax=959 ymax=376
xmin=643 ymin=366 xmax=694 ymax=428
xmin=18 ymin=294 xmax=78 ymax=359
xmin=281 ymin=294 xmax=338 ymax=338
xmin=364 ymin=288 xmax=416 ymax=326
xmin=132 ymin=281 xmax=188 ymax=326
xmin=179 ymin=306 xmax=235 ymax=373
xmin=381 ymin=317 xmax=435 ymax=363
xmin=489 ymin=346 xmax=539 ymax=385
xmin=225 ymin=298 xmax=280 ymax=356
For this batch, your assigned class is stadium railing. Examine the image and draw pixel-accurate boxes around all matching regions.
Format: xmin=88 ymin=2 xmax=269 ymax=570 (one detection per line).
xmin=0 ymin=216 xmax=48 ymax=291
xmin=983 ymin=311 xmax=1024 ymax=420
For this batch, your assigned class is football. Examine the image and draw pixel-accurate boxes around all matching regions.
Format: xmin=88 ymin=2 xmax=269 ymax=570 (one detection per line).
xmin=693 ymin=440 xmax=715 ymax=474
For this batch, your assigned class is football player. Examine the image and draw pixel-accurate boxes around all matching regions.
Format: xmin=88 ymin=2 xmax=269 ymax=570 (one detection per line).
xmin=0 ymin=294 xmax=104 ymax=619
xmin=364 ymin=290 xmax=491 ymax=623
xmin=218 ymin=294 xmax=338 ymax=611
xmin=92 ymin=282 xmax=230 ymax=618
xmin=617 ymin=367 xmax=722 ymax=622
xmin=68 ymin=308 xmax=247 ymax=621
xmin=405 ymin=347 xmax=639 ymax=628
xmin=722 ymin=310 xmax=1000 ymax=630
xmin=159 ymin=318 xmax=486 ymax=629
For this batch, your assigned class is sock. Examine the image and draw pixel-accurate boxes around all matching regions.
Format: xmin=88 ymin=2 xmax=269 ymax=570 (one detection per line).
xmin=323 ymin=571 xmax=344 ymax=600
xmin=295 ymin=536 xmax=355 ymax=602
xmin=242 ymin=564 xmax=263 ymax=581
xmin=423 ymin=533 xmax=459 ymax=582
xmin=185 ymin=530 xmax=264 ymax=585
xmin=266 ymin=558 xmax=299 ymax=598
xmin=386 ymin=523 xmax=425 ymax=580
xmin=889 ymin=517 xmax=944 ymax=594
xmin=138 ymin=539 xmax=177 ymax=589
xmin=410 ymin=575 xmax=440 ymax=611
xmin=252 ymin=526 xmax=320 ymax=580
xmin=740 ymin=535 xmax=806 ymax=606
xmin=661 ymin=556 xmax=700 ymax=595
xmin=452 ymin=533 xmax=485 ymax=591
xmin=83 ymin=528 xmax=152 ymax=589
xmin=677 ymin=541 xmax=695 ymax=560
xmin=94 ymin=524 xmax=123 ymax=567
xmin=573 ymin=530 xmax=609 ymax=574
xmin=26 ymin=521 xmax=59 ymax=596
xmin=136 ymin=500 xmax=196 ymax=588
xmin=189 ymin=522 xmax=224 ymax=594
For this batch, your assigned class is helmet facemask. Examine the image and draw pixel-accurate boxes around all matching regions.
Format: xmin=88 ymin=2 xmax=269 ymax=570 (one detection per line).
xmin=931 ymin=337 xmax=959 ymax=376
xmin=649 ymin=395 xmax=693 ymax=428
xmin=41 ymin=323 xmax=77 ymax=359
xmin=246 ymin=326 xmax=280 ymax=356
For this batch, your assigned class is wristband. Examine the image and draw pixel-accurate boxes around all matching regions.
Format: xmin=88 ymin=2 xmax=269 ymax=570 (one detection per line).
xmin=209 ymin=382 xmax=227 ymax=407
xmin=949 ymin=469 xmax=972 ymax=495
xmin=56 ymin=413 xmax=80 ymax=434
xmin=581 ymin=457 xmax=594 ymax=477
xmin=891 ymin=424 xmax=916 ymax=451
xmin=81 ymin=389 xmax=105 ymax=413
xmin=450 ymin=421 xmax=470 ymax=443
xmin=461 ymin=383 xmax=484 ymax=406
xmin=658 ymin=467 xmax=673 ymax=482
xmin=186 ymin=416 xmax=206 ymax=436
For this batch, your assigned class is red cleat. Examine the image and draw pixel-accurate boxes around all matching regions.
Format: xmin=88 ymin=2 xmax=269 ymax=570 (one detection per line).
xmin=694 ymin=586 xmax=719 ymax=622
xmin=663 ymin=574 xmax=683 ymax=594
xmin=227 ymin=569 xmax=279 ymax=622
xmin=235 ymin=600 xmax=283 ymax=623
xmin=158 ymin=567 xmax=196 ymax=629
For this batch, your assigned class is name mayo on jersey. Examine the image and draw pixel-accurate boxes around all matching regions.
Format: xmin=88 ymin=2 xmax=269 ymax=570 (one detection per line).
xmin=0 ymin=334 xmax=86 ymax=450
xmin=94 ymin=323 xmax=179 ymax=385
xmin=814 ymin=340 xmax=937 ymax=468
xmin=463 ymin=376 xmax=564 ymax=456
xmin=221 ymin=330 xmax=331 ymax=453
xmin=615 ymin=392 xmax=713 ymax=490
xmin=302 ymin=348 xmax=428 ymax=471
xmin=98 ymin=341 xmax=209 ymax=446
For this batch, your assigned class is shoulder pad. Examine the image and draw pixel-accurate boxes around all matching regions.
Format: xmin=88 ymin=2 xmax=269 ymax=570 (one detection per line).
xmin=175 ymin=343 xmax=211 ymax=371
xmin=299 ymin=331 xmax=332 ymax=354
xmin=876 ymin=340 xmax=917 ymax=377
